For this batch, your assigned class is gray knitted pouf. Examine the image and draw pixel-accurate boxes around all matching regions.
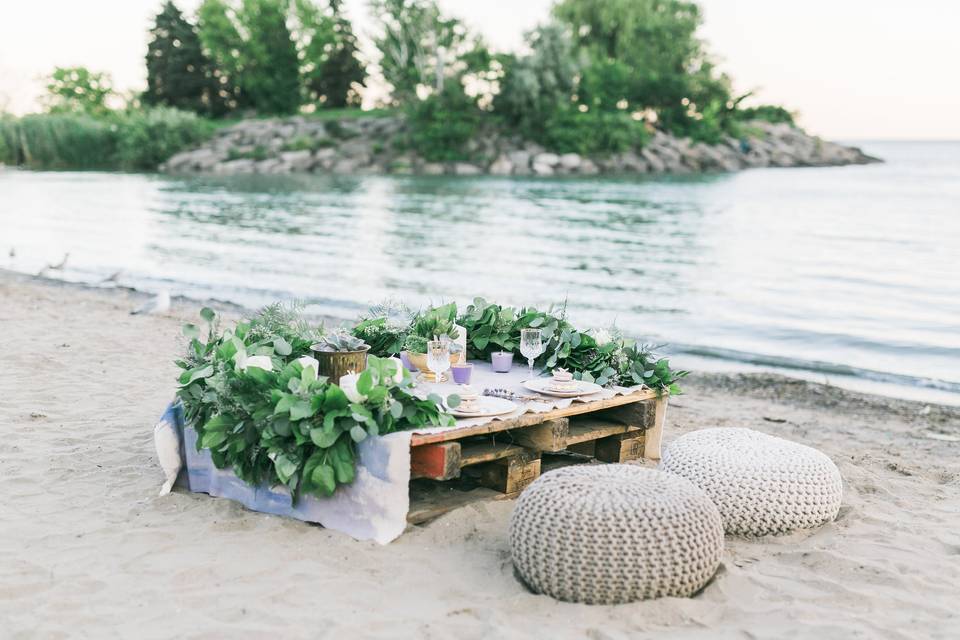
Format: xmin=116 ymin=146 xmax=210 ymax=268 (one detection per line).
xmin=660 ymin=428 xmax=843 ymax=536
xmin=509 ymin=465 xmax=724 ymax=604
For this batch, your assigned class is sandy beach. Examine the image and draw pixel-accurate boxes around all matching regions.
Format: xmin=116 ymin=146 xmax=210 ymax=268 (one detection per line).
xmin=1 ymin=270 xmax=958 ymax=639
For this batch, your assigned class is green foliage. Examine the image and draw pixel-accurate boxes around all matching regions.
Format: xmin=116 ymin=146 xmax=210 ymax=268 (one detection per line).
xmin=405 ymin=83 xmax=483 ymax=162
xmin=145 ymin=1 xmax=231 ymax=117
xmin=114 ymin=107 xmax=216 ymax=170
xmin=313 ymin=330 xmax=367 ymax=352
xmin=226 ymin=144 xmax=270 ymax=161
xmin=197 ymin=0 xmax=247 ymax=108
xmin=293 ymin=0 xmax=366 ymax=108
xmin=351 ymin=302 xmax=411 ymax=356
xmin=176 ymin=305 xmax=457 ymax=501
xmin=736 ymin=104 xmax=796 ymax=126
xmin=43 ymin=67 xmax=114 ymax=115
xmin=539 ymin=107 xmax=649 ymax=154
xmin=456 ymin=298 xmax=687 ymax=394
xmin=236 ymin=0 xmax=302 ymax=115
xmin=0 ymin=108 xmax=214 ymax=171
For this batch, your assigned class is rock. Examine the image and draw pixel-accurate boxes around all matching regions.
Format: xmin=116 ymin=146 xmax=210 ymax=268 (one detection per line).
xmin=532 ymin=161 xmax=555 ymax=176
xmin=507 ymin=151 xmax=531 ymax=175
xmin=640 ymin=148 xmax=666 ymax=173
xmin=559 ymin=153 xmax=582 ymax=170
xmin=489 ymin=154 xmax=514 ymax=176
xmin=279 ymin=150 xmax=314 ymax=172
xmin=578 ymin=158 xmax=599 ymax=175
xmin=162 ymin=148 xmax=222 ymax=172
xmin=214 ymin=159 xmax=256 ymax=175
xmin=454 ymin=163 xmax=483 ymax=176
xmin=421 ymin=162 xmax=445 ymax=175
xmin=255 ymin=158 xmax=287 ymax=174
xmin=533 ymin=152 xmax=560 ymax=167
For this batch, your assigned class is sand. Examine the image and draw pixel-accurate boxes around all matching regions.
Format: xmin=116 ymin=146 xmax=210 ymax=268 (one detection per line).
xmin=1 ymin=271 xmax=958 ymax=639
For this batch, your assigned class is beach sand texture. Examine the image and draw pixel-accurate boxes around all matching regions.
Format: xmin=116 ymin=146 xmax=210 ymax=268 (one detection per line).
xmin=1 ymin=272 xmax=958 ymax=639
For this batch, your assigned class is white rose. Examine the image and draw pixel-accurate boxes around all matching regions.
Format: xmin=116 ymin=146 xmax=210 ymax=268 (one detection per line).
xmin=387 ymin=356 xmax=405 ymax=384
xmin=591 ymin=328 xmax=612 ymax=346
xmin=339 ymin=372 xmax=367 ymax=403
xmin=244 ymin=355 xmax=274 ymax=372
xmin=296 ymin=355 xmax=320 ymax=377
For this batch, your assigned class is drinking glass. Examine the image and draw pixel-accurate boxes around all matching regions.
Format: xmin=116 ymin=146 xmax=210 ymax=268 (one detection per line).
xmin=426 ymin=339 xmax=451 ymax=383
xmin=519 ymin=328 xmax=543 ymax=379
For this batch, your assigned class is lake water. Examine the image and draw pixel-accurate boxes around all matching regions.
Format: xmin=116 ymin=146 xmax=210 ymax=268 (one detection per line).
xmin=2 ymin=141 xmax=958 ymax=404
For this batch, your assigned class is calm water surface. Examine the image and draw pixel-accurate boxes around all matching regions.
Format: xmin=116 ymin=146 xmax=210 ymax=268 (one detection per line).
xmin=2 ymin=142 xmax=958 ymax=404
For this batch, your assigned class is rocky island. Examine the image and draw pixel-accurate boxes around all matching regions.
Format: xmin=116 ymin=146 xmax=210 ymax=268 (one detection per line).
xmin=162 ymin=116 xmax=880 ymax=177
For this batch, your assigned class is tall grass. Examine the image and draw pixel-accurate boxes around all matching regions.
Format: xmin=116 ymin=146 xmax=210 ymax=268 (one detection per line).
xmin=0 ymin=107 xmax=215 ymax=171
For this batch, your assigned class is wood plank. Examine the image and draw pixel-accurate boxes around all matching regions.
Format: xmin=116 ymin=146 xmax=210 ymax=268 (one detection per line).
xmin=595 ymin=400 xmax=657 ymax=430
xmin=594 ymin=432 xmax=646 ymax=463
xmin=476 ymin=452 xmax=541 ymax=494
xmin=460 ymin=441 xmax=527 ymax=466
xmin=410 ymin=442 xmax=461 ymax=480
xmin=566 ymin=417 xmax=639 ymax=445
xmin=409 ymin=389 xmax=657 ymax=446
xmin=507 ymin=418 xmax=569 ymax=452
xmin=644 ymin=396 xmax=669 ymax=461
xmin=566 ymin=440 xmax=596 ymax=456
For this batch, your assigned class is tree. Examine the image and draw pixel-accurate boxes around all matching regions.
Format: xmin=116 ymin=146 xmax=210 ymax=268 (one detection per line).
xmin=553 ymin=0 xmax=736 ymax=138
xmin=43 ymin=67 xmax=114 ymax=115
xmin=235 ymin=0 xmax=302 ymax=114
xmin=369 ymin=0 xmax=478 ymax=104
xmin=197 ymin=0 xmax=249 ymax=109
xmin=293 ymin=0 xmax=366 ymax=108
xmin=145 ymin=1 xmax=231 ymax=116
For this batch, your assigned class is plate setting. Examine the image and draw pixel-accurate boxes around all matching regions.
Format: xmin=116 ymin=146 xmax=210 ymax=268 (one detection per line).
xmin=522 ymin=377 xmax=604 ymax=398
xmin=446 ymin=395 xmax=517 ymax=418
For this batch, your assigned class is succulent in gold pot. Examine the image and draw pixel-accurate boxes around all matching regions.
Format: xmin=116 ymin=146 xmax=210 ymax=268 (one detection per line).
xmin=310 ymin=331 xmax=371 ymax=382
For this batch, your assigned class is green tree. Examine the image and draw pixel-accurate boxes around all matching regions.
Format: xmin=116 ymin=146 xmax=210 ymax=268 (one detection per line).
xmin=553 ymin=0 xmax=736 ymax=140
xmin=43 ymin=67 xmax=114 ymax=115
xmin=293 ymin=0 xmax=366 ymax=108
xmin=197 ymin=0 xmax=249 ymax=108
xmin=369 ymin=0 xmax=479 ymax=104
xmin=145 ymin=1 xmax=231 ymax=116
xmin=235 ymin=0 xmax=302 ymax=114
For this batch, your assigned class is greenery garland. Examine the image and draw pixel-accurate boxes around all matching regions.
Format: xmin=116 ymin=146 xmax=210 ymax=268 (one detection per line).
xmin=176 ymin=303 xmax=457 ymax=501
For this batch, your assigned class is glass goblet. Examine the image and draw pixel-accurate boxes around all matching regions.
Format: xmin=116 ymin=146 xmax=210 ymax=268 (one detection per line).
xmin=519 ymin=328 xmax=543 ymax=379
xmin=426 ymin=339 xmax=451 ymax=383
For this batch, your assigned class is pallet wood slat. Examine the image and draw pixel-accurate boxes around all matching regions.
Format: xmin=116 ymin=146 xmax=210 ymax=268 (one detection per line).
xmin=507 ymin=418 xmax=569 ymax=452
xmin=460 ymin=441 xmax=527 ymax=466
xmin=476 ymin=452 xmax=541 ymax=495
xmin=410 ymin=442 xmax=461 ymax=480
xmin=409 ymin=389 xmax=658 ymax=446
xmin=594 ymin=431 xmax=646 ymax=463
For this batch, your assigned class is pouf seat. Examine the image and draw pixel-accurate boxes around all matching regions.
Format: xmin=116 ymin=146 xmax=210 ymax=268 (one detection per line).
xmin=509 ymin=465 xmax=724 ymax=604
xmin=660 ymin=428 xmax=843 ymax=536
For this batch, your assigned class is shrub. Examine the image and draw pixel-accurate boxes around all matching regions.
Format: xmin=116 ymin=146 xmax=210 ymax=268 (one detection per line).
xmin=405 ymin=85 xmax=483 ymax=162
xmin=13 ymin=113 xmax=119 ymax=169
xmin=539 ymin=107 xmax=649 ymax=155
xmin=114 ymin=107 xmax=215 ymax=170
xmin=735 ymin=104 xmax=796 ymax=126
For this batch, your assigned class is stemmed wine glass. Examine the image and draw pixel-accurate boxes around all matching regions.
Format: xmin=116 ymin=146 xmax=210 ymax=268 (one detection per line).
xmin=520 ymin=328 xmax=543 ymax=379
xmin=426 ymin=339 xmax=451 ymax=383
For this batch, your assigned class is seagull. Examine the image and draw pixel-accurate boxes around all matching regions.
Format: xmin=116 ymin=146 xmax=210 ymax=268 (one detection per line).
xmin=131 ymin=289 xmax=171 ymax=315
xmin=49 ymin=252 xmax=69 ymax=270
xmin=100 ymin=270 xmax=122 ymax=285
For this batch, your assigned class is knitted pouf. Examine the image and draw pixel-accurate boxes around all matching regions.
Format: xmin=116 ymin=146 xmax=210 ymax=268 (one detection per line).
xmin=660 ymin=428 xmax=843 ymax=536
xmin=509 ymin=465 xmax=724 ymax=604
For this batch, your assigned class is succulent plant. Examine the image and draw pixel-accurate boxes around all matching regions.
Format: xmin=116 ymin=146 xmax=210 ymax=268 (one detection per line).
xmin=312 ymin=331 xmax=369 ymax=353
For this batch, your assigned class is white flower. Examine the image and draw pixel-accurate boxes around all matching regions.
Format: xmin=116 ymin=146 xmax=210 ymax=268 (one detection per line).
xmin=243 ymin=355 xmax=274 ymax=372
xmin=387 ymin=356 xmax=405 ymax=384
xmin=339 ymin=372 xmax=366 ymax=403
xmin=591 ymin=328 xmax=612 ymax=346
xmin=296 ymin=355 xmax=320 ymax=377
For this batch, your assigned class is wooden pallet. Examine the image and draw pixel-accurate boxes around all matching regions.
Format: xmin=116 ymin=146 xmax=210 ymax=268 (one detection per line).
xmin=408 ymin=390 xmax=667 ymax=524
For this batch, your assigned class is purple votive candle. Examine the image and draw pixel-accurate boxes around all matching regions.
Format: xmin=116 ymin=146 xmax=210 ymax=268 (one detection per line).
xmin=451 ymin=362 xmax=473 ymax=384
xmin=490 ymin=351 xmax=514 ymax=373
xmin=399 ymin=351 xmax=417 ymax=372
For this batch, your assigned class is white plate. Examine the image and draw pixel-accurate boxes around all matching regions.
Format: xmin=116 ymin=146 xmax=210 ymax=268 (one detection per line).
xmin=523 ymin=378 xmax=604 ymax=398
xmin=447 ymin=396 xmax=517 ymax=418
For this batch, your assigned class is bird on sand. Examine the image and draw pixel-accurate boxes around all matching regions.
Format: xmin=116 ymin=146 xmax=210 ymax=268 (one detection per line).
xmin=131 ymin=289 xmax=171 ymax=315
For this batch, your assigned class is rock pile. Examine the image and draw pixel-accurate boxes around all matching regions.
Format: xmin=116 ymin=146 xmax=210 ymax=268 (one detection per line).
xmin=162 ymin=116 xmax=879 ymax=176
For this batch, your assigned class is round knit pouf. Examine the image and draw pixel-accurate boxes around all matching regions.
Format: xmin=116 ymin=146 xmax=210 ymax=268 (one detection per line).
xmin=509 ymin=465 xmax=724 ymax=604
xmin=660 ymin=428 xmax=843 ymax=536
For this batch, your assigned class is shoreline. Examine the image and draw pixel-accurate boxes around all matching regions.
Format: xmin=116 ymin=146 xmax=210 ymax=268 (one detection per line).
xmin=2 ymin=270 xmax=957 ymax=637
xmin=3 ymin=266 xmax=953 ymax=409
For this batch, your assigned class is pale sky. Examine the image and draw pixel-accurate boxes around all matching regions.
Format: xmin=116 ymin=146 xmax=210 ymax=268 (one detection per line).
xmin=1 ymin=0 xmax=957 ymax=140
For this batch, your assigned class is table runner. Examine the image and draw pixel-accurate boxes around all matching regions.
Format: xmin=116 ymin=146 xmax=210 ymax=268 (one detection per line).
xmin=159 ymin=362 xmax=645 ymax=544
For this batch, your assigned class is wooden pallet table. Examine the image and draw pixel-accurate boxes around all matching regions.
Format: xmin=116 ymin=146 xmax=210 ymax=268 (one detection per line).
xmin=408 ymin=389 xmax=668 ymax=524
